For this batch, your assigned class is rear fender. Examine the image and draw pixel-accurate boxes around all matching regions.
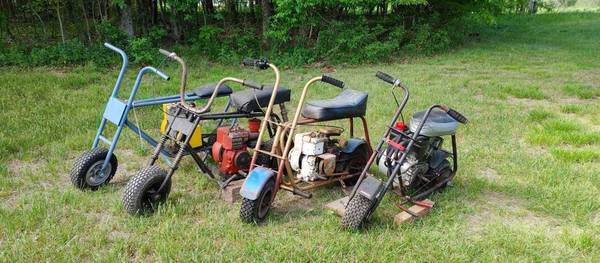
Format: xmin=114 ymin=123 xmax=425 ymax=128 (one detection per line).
xmin=240 ymin=167 xmax=275 ymax=200
xmin=429 ymin=150 xmax=450 ymax=170
xmin=340 ymin=138 xmax=367 ymax=154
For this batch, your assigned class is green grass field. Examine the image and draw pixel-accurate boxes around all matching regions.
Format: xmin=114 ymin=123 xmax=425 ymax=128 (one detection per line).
xmin=1 ymin=12 xmax=600 ymax=261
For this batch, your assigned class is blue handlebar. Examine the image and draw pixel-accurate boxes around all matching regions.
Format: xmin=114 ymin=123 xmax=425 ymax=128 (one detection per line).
xmin=154 ymin=69 xmax=170 ymax=80
xmin=104 ymin=42 xmax=129 ymax=99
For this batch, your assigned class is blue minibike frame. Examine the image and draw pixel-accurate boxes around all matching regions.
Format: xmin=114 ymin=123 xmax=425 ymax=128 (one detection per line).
xmin=90 ymin=43 xmax=231 ymax=183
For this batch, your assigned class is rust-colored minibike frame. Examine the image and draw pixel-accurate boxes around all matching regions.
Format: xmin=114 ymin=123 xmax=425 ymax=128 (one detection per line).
xmin=239 ymin=73 xmax=372 ymax=222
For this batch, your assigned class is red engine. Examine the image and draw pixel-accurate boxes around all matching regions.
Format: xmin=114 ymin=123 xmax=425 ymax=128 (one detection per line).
xmin=211 ymin=119 xmax=260 ymax=176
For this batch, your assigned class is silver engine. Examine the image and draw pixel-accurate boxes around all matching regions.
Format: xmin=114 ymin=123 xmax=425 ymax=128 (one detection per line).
xmin=378 ymin=150 xmax=429 ymax=188
xmin=288 ymin=132 xmax=336 ymax=182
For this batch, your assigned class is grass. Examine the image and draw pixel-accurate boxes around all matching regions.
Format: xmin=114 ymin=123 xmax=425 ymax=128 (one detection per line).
xmin=2 ymin=12 xmax=600 ymax=261
xmin=562 ymin=83 xmax=600 ymax=99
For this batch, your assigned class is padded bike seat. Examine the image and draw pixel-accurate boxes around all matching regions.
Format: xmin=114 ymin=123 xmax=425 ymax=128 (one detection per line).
xmin=301 ymin=89 xmax=368 ymax=121
xmin=193 ymin=83 xmax=233 ymax=98
xmin=409 ymin=110 xmax=458 ymax=137
xmin=230 ymin=86 xmax=291 ymax=113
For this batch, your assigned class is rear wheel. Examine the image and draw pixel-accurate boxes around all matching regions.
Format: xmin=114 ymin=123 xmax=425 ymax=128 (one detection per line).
xmin=122 ymin=166 xmax=172 ymax=215
xmin=240 ymin=178 xmax=275 ymax=223
xmin=434 ymin=161 xmax=453 ymax=191
xmin=70 ymin=147 xmax=118 ymax=191
xmin=342 ymin=194 xmax=374 ymax=230
xmin=343 ymin=144 xmax=369 ymax=186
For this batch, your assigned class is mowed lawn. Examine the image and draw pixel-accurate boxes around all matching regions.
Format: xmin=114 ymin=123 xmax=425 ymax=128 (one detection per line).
xmin=1 ymin=12 xmax=600 ymax=261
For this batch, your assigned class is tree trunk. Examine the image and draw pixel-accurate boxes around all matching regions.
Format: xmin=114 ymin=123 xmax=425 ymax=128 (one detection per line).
xmin=80 ymin=0 xmax=92 ymax=43
xmin=260 ymin=0 xmax=272 ymax=47
xmin=528 ymin=0 xmax=537 ymax=14
xmin=55 ymin=0 xmax=66 ymax=43
xmin=226 ymin=0 xmax=237 ymax=23
xmin=119 ymin=0 xmax=134 ymax=37
xmin=202 ymin=0 xmax=214 ymax=14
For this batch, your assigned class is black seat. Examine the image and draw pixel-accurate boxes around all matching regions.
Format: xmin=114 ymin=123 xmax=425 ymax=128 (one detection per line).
xmin=230 ymin=86 xmax=291 ymax=112
xmin=301 ymin=89 xmax=368 ymax=121
xmin=192 ymin=83 xmax=233 ymax=98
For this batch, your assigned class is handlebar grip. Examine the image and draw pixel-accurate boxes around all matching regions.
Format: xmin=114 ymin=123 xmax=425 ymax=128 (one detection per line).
xmin=103 ymin=42 xmax=120 ymax=52
xmin=376 ymin=71 xmax=396 ymax=85
xmin=446 ymin=108 xmax=468 ymax=124
xmin=321 ymin=75 xmax=345 ymax=89
xmin=243 ymin=80 xmax=263 ymax=90
xmin=155 ymin=69 xmax=170 ymax=80
xmin=242 ymin=58 xmax=269 ymax=70
xmin=159 ymin=48 xmax=174 ymax=57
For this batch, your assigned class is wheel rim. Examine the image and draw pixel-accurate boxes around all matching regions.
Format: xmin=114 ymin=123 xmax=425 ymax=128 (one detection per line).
xmin=141 ymin=180 xmax=166 ymax=211
xmin=257 ymin=187 xmax=273 ymax=219
xmin=85 ymin=160 xmax=112 ymax=187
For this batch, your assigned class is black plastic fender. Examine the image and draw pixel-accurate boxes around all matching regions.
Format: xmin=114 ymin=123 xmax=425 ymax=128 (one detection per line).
xmin=340 ymin=138 xmax=368 ymax=154
xmin=356 ymin=175 xmax=384 ymax=201
xmin=428 ymin=150 xmax=450 ymax=170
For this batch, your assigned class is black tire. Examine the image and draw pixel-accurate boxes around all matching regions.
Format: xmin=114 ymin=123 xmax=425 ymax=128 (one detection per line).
xmin=240 ymin=178 xmax=275 ymax=223
xmin=343 ymin=144 xmax=369 ymax=186
xmin=70 ymin=147 xmax=118 ymax=191
xmin=435 ymin=161 xmax=453 ymax=191
xmin=255 ymin=139 xmax=278 ymax=169
xmin=122 ymin=165 xmax=172 ymax=215
xmin=341 ymin=195 xmax=374 ymax=230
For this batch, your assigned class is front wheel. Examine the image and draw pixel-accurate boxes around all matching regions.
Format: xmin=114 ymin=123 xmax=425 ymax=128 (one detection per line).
xmin=70 ymin=147 xmax=118 ymax=191
xmin=122 ymin=166 xmax=172 ymax=215
xmin=240 ymin=178 xmax=275 ymax=223
xmin=341 ymin=195 xmax=374 ymax=230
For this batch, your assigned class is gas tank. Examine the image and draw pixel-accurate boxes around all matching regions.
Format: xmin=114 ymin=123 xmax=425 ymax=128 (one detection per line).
xmin=409 ymin=110 xmax=457 ymax=137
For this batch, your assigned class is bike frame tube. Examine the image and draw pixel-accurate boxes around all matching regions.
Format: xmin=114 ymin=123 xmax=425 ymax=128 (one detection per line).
xmin=248 ymin=64 xmax=281 ymax=169
xmin=92 ymin=43 xmax=129 ymax=149
xmin=347 ymin=82 xmax=410 ymax=202
xmin=97 ymin=66 xmax=169 ymax=179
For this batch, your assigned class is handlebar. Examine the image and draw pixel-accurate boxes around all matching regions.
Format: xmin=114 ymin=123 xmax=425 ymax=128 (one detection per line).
xmin=242 ymin=58 xmax=270 ymax=70
xmin=159 ymin=48 xmax=188 ymax=106
xmin=375 ymin=71 xmax=395 ymax=85
xmin=443 ymin=107 xmax=469 ymax=124
xmin=321 ymin=75 xmax=345 ymax=89
xmin=103 ymin=43 xmax=129 ymax=98
xmin=153 ymin=69 xmax=170 ymax=80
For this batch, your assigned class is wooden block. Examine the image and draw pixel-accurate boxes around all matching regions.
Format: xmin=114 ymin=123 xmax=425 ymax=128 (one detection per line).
xmin=324 ymin=196 xmax=349 ymax=217
xmin=394 ymin=199 xmax=434 ymax=225
xmin=221 ymin=179 xmax=245 ymax=203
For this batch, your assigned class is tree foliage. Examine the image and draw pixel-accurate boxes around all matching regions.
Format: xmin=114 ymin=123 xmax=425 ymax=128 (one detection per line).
xmin=0 ymin=0 xmax=526 ymax=66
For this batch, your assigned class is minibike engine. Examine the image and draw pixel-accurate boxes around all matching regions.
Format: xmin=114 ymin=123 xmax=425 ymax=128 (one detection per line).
xmin=288 ymin=129 xmax=345 ymax=182
xmin=211 ymin=118 xmax=261 ymax=176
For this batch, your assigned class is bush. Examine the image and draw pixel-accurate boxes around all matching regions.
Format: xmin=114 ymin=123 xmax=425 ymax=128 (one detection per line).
xmin=30 ymin=40 xmax=87 ymax=66
xmin=129 ymin=37 xmax=157 ymax=65
xmin=0 ymin=46 xmax=28 ymax=66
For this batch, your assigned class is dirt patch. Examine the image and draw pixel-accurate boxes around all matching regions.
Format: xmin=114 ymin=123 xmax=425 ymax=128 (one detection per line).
xmin=592 ymin=212 xmax=600 ymax=226
xmin=85 ymin=210 xmax=115 ymax=225
xmin=555 ymin=97 xmax=593 ymax=105
xmin=273 ymin=191 xmax=314 ymax=211
xmin=573 ymin=69 xmax=600 ymax=88
xmin=506 ymin=97 xmax=547 ymax=107
xmin=108 ymin=229 xmax=131 ymax=241
xmin=520 ymin=138 xmax=548 ymax=157
xmin=7 ymin=158 xmax=46 ymax=176
xmin=479 ymin=168 xmax=499 ymax=182
xmin=49 ymin=69 xmax=67 ymax=78
xmin=572 ymin=115 xmax=600 ymax=132
xmin=467 ymin=191 xmax=567 ymax=235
